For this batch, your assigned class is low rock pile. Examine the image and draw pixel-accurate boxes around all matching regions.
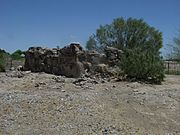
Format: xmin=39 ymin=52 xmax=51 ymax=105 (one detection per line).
xmin=24 ymin=43 xmax=123 ymax=78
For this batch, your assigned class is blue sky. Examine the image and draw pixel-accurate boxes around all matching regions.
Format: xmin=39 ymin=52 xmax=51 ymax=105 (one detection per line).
xmin=0 ymin=0 xmax=179 ymax=55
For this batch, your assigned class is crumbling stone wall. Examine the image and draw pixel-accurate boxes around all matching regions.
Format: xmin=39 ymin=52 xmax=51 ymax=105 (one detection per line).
xmin=24 ymin=43 xmax=123 ymax=77
xmin=24 ymin=44 xmax=84 ymax=77
xmin=104 ymin=46 xmax=123 ymax=66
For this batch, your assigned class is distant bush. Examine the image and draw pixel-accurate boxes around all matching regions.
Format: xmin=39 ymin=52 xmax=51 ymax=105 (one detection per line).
xmin=11 ymin=50 xmax=24 ymax=60
xmin=0 ymin=49 xmax=9 ymax=72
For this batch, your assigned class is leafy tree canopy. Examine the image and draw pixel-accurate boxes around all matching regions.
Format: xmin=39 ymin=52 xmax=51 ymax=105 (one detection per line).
xmin=86 ymin=17 xmax=162 ymax=53
xmin=86 ymin=17 xmax=164 ymax=84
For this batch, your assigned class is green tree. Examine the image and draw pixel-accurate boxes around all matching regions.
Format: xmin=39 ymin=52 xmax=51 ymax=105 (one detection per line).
xmin=11 ymin=50 xmax=24 ymax=60
xmin=168 ymin=30 xmax=180 ymax=61
xmin=88 ymin=17 xmax=163 ymax=52
xmin=121 ymin=48 xmax=164 ymax=83
xmin=85 ymin=35 xmax=97 ymax=50
xmin=87 ymin=17 xmax=164 ymax=83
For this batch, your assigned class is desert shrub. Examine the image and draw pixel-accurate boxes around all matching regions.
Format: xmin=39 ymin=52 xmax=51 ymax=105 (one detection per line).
xmin=0 ymin=63 xmax=5 ymax=72
xmin=121 ymin=48 xmax=165 ymax=84
xmin=0 ymin=50 xmax=6 ymax=72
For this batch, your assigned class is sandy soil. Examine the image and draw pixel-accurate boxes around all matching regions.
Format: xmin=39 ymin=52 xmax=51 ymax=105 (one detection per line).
xmin=0 ymin=71 xmax=179 ymax=135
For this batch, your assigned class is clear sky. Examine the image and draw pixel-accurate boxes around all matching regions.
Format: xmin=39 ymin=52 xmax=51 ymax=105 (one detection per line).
xmin=0 ymin=0 xmax=179 ymax=55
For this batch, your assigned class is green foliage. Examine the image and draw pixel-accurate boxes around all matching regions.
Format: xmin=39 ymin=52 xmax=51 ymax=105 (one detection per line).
xmin=121 ymin=48 xmax=165 ymax=84
xmin=87 ymin=17 xmax=165 ymax=83
xmin=87 ymin=17 xmax=162 ymax=51
xmin=86 ymin=35 xmax=97 ymax=50
xmin=0 ymin=63 xmax=5 ymax=72
xmin=0 ymin=54 xmax=5 ymax=72
xmin=11 ymin=50 xmax=24 ymax=60
xmin=0 ymin=49 xmax=9 ymax=72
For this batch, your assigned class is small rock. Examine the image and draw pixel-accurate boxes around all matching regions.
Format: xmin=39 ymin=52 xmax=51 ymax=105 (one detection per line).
xmin=84 ymin=86 xmax=89 ymax=89
xmin=39 ymin=82 xmax=46 ymax=85
xmin=52 ymin=86 xmax=61 ymax=89
xmin=17 ymin=65 xmax=23 ymax=71
xmin=102 ymin=128 xmax=109 ymax=134
xmin=133 ymin=89 xmax=139 ymax=92
xmin=142 ymin=92 xmax=146 ymax=95
xmin=10 ymin=67 xmax=15 ymax=71
xmin=52 ymin=76 xmax=65 ymax=83
xmin=92 ymin=80 xmax=99 ymax=84
xmin=34 ymin=83 xmax=40 ymax=87
xmin=65 ymin=94 xmax=70 ymax=98
xmin=24 ymin=71 xmax=31 ymax=74
xmin=61 ymin=89 xmax=65 ymax=92
xmin=38 ymin=86 xmax=42 ymax=90
xmin=1 ymin=80 xmax=4 ymax=83
xmin=101 ymin=80 xmax=106 ymax=83
xmin=127 ymin=82 xmax=141 ymax=88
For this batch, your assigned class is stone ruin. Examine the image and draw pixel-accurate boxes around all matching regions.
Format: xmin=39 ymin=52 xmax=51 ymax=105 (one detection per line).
xmin=23 ymin=43 xmax=122 ymax=78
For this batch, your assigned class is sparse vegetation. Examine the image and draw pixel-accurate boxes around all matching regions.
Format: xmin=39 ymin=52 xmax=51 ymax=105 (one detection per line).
xmin=0 ymin=49 xmax=25 ymax=72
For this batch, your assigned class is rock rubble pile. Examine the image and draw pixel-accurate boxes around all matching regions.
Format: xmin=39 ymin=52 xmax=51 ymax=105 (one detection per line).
xmin=24 ymin=43 xmax=123 ymax=77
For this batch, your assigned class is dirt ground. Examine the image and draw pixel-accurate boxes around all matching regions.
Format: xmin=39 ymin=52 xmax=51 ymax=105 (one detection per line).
xmin=0 ymin=71 xmax=179 ymax=135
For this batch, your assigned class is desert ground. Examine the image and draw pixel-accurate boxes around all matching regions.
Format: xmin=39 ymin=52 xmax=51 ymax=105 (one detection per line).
xmin=0 ymin=71 xmax=179 ymax=135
